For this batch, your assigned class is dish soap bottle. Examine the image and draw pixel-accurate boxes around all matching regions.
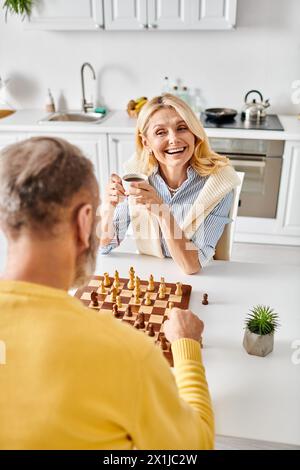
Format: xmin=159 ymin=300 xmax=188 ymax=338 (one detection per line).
xmin=161 ymin=76 xmax=171 ymax=95
xmin=45 ymin=88 xmax=55 ymax=113
xmin=0 ymin=76 xmax=15 ymax=119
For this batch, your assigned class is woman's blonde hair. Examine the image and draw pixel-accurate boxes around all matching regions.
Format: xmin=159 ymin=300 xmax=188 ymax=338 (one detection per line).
xmin=132 ymin=93 xmax=229 ymax=177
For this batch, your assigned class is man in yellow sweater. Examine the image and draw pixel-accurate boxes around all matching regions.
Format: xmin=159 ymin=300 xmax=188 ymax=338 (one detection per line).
xmin=0 ymin=137 xmax=214 ymax=450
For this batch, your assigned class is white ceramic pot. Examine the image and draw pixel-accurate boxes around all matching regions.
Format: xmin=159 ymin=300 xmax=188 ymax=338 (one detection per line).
xmin=243 ymin=328 xmax=274 ymax=357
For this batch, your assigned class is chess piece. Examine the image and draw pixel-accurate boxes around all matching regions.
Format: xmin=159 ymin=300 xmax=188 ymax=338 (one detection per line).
xmin=147 ymin=274 xmax=155 ymax=292
xmin=134 ymin=285 xmax=140 ymax=298
xmin=112 ymin=304 xmax=119 ymax=318
xmin=144 ymin=292 xmax=152 ymax=306
xmin=202 ymin=293 xmax=208 ymax=305
xmin=175 ymin=282 xmax=182 ymax=296
xmin=110 ymin=286 xmax=117 ymax=303
xmin=113 ymin=270 xmax=120 ymax=289
xmin=90 ymin=291 xmax=98 ymax=307
xmin=160 ymin=276 xmax=166 ymax=289
xmin=125 ymin=305 xmax=132 ymax=317
xmin=129 ymin=266 xmax=135 ymax=277
xmin=137 ymin=312 xmax=145 ymax=329
xmin=158 ymin=284 xmax=166 ymax=299
xmin=147 ymin=323 xmax=155 ymax=337
xmin=168 ymin=301 xmax=174 ymax=310
xmin=160 ymin=334 xmax=168 ymax=350
xmin=133 ymin=293 xmax=141 ymax=305
xmin=134 ymin=276 xmax=140 ymax=291
xmin=134 ymin=320 xmax=140 ymax=329
xmin=127 ymin=273 xmax=135 ymax=290
xmin=116 ymin=295 xmax=122 ymax=309
xmin=103 ymin=272 xmax=111 ymax=287
xmin=98 ymin=280 xmax=106 ymax=295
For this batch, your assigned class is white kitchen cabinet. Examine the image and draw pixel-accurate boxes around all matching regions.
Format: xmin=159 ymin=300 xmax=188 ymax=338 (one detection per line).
xmin=107 ymin=133 xmax=136 ymax=175
xmin=103 ymin=0 xmax=237 ymax=30
xmin=26 ymin=0 xmax=104 ymax=31
xmin=190 ymin=0 xmax=237 ymax=30
xmin=276 ymin=141 xmax=300 ymax=237
xmin=103 ymin=0 xmax=147 ymax=30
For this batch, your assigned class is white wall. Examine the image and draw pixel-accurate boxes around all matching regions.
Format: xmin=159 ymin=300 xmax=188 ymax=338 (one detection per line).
xmin=0 ymin=0 xmax=299 ymax=114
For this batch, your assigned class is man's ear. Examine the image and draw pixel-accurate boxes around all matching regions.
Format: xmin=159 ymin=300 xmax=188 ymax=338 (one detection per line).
xmin=76 ymin=203 xmax=93 ymax=252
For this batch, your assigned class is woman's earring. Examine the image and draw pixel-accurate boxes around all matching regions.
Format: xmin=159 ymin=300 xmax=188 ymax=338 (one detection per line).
xmin=148 ymin=149 xmax=153 ymax=156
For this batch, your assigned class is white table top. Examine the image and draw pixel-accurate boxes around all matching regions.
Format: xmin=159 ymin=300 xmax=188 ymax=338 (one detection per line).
xmin=95 ymin=252 xmax=300 ymax=446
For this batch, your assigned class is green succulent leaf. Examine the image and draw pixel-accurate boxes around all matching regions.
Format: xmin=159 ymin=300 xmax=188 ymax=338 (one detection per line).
xmin=245 ymin=305 xmax=280 ymax=335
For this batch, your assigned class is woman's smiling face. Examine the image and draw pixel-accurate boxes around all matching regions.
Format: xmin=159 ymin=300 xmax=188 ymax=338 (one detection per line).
xmin=142 ymin=107 xmax=196 ymax=170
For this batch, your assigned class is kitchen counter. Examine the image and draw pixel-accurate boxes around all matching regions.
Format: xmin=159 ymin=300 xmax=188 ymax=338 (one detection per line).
xmin=95 ymin=251 xmax=300 ymax=446
xmin=0 ymin=110 xmax=300 ymax=140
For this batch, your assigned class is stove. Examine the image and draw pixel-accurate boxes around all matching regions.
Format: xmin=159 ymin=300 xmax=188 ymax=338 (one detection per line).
xmin=200 ymin=113 xmax=284 ymax=131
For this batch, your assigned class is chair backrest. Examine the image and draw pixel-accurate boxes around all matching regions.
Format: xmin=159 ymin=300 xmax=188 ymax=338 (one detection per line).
xmin=214 ymin=171 xmax=245 ymax=261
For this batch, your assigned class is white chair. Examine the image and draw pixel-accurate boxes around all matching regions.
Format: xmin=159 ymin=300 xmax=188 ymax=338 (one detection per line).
xmin=214 ymin=172 xmax=245 ymax=261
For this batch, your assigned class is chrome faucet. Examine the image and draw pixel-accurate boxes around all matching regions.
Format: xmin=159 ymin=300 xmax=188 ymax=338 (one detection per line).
xmin=81 ymin=62 xmax=96 ymax=113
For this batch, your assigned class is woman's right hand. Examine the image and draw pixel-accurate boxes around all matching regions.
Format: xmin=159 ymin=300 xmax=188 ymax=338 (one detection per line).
xmin=104 ymin=173 xmax=126 ymax=207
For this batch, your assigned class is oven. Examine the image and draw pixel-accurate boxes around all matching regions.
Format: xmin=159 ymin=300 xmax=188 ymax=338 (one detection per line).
xmin=209 ymin=138 xmax=284 ymax=218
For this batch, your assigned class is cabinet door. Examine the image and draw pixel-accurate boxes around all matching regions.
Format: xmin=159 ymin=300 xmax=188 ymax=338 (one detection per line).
xmin=104 ymin=0 xmax=147 ymax=30
xmin=63 ymin=135 xmax=108 ymax=196
xmin=147 ymin=0 xmax=191 ymax=30
xmin=26 ymin=0 xmax=104 ymax=31
xmin=277 ymin=142 xmax=300 ymax=237
xmin=107 ymin=133 xmax=136 ymax=175
xmin=190 ymin=0 xmax=237 ymax=30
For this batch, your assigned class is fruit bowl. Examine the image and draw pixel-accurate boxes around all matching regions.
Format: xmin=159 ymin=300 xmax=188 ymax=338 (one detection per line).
xmin=127 ymin=97 xmax=148 ymax=118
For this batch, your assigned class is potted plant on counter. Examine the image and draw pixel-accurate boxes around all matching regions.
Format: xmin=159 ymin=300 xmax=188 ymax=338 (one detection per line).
xmin=3 ymin=0 xmax=33 ymax=21
xmin=243 ymin=305 xmax=280 ymax=357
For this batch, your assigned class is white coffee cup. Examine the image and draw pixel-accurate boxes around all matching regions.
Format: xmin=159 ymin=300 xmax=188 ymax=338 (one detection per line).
xmin=122 ymin=173 xmax=148 ymax=194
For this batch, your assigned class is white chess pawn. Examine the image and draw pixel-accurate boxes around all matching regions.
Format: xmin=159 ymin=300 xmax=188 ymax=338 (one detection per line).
xmin=103 ymin=272 xmax=111 ymax=287
xmin=175 ymin=282 xmax=182 ymax=296
xmin=116 ymin=295 xmax=122 ymax=308
xmin=144 ymin=292 xmax=152 ymax=306
xmin=99 ymin=280 xmax=106 ymax=295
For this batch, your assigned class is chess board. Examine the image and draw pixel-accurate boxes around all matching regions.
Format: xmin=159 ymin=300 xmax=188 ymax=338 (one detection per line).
xmin=74 ymin=274 xmax=192 ymax=366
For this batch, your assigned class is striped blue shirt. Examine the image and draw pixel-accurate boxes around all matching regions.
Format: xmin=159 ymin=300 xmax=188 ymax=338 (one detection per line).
xmin=100 ymin=165 xmax=233 ymax=266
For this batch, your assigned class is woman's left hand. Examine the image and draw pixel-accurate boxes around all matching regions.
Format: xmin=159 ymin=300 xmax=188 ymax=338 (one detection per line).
xmin=127 ymin=181 xmax=163 ymax=212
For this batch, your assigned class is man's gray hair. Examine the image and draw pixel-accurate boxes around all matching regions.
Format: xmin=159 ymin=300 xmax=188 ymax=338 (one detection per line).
xmin=0 ymin=136 xmax=97 ymax=233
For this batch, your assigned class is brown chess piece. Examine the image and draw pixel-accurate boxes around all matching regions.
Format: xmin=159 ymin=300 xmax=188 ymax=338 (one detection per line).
xmin=147 ymin=323 xmax=155 ymax=337
xmin=125 ymin=305 xmax=132 ymax=317
xmin=137 ymin=312 xmax=145 ymax=329
xmin=160 ymin=334 xmax=168 ymax=350
xmin=90 ymin=291 xmax=98 ymax=307
xmin=112 ymin=303 xmax=119 ymax=318
xmin=202 ymin=293 xmax=209 ymax=305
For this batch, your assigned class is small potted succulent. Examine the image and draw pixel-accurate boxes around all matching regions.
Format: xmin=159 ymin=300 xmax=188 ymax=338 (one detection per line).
xmin=243 ymin=305 xmax=280 ymax=357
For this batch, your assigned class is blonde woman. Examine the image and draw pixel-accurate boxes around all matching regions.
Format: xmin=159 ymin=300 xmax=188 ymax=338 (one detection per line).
xmin=100 ymin=94 xmax=240 ymax=274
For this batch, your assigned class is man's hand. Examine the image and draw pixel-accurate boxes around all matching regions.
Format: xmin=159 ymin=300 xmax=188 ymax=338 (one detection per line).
xmin=163 ymin=308 xmax=204 ymax=343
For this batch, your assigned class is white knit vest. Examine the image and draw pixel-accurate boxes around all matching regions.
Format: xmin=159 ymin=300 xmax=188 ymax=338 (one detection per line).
xmin=128 ymin=165 xmax=241 ymax=258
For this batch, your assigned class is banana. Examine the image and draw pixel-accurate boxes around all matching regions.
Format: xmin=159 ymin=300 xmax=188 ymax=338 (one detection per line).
xmin=134 ymin=98 xmax=148 ymax=111
xmin=135 ymin=96 xmax=147 ymax=104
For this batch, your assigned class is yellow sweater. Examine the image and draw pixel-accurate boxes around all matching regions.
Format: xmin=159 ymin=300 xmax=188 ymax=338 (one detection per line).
xmin=0 ymin=280 xmax=214 ymax=450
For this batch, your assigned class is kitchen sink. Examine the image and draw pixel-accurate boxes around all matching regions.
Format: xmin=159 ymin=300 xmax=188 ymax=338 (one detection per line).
xmin=38 ymin=111 xmax=107 ymax=124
